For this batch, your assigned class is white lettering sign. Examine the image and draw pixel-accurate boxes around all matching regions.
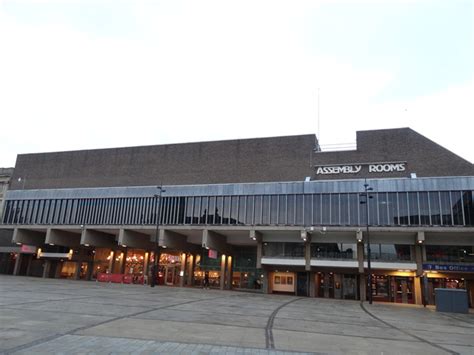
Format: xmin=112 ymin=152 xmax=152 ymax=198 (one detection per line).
xmin=316 ymin=165 xmax=362 ymax=175
xmin=368 ymin=163 xmax=406 ymax=173
xmin=315 ymin=162 xmax=406 ymax=175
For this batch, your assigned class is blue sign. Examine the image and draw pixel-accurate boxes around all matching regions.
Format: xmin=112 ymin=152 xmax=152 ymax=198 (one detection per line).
xmin=423 ymin=263 xmax=474 ymax=273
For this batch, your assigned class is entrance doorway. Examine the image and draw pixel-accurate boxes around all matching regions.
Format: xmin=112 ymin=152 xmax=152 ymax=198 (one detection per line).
xmin=164 ymin=264 xmax=179 ymax=285
xmin=316 ymin=272 xmax=334 ymax=298
xmin=296 ymin=272 xmax=309 ymax=296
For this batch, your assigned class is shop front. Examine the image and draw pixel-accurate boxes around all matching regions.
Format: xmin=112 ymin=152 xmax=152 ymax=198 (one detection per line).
xmin=423 ymin=263 xmax=474 ymax=307
xmin=315 ymin=272 xmax=358 ymax=300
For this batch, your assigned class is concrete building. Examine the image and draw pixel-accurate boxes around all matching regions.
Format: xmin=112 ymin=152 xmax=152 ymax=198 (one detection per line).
xmin=0 ymin=167 xmax=18 ymax=274
xmin=1 ymin=128 xmax=473 ymax=307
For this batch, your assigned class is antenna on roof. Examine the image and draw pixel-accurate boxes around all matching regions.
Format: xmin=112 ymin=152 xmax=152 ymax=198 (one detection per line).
xmin=314 ymin=88 xmax=321 ymax=152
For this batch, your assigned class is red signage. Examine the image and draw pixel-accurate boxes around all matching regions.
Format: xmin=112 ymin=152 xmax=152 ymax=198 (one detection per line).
xmin=20 ymin=245 xmax=37 ymax=253
xmin=208 ymin=249 xmax=218 ymax=259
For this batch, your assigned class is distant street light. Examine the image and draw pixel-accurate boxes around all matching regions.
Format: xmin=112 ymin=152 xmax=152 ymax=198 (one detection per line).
xmin=150 ymin=186 xmax=165 ymax=288
xmin=360 ymin=180 xmax=374 ymax=304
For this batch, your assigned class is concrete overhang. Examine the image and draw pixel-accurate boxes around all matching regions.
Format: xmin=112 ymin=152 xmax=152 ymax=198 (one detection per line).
xmin=45 ymin=228 xmax=81 ymax=247
xmin=80 ymin=229 xmax=117 ymax=248
xmin=12 ymin=228 xmax=46 ymax=246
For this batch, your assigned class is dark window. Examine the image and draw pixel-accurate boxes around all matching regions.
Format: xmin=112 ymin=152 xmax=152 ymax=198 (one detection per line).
xmin=262 ymin=195 xmax=271 ymax=225
xmin=429 ymin=191 xmax=441 ymax=225
xmin=296 ymin=195 xmax=304 ymax=225
xmin=238 ymin=196 xmax=247 ymax=225
xmin=463 ymin=191 xmax=474 ymax=226
xmin=419 ymin=192 xmax=430 ymax=225
xmin=304 ymin=194 xmax=313 ymax=226
xmin=426 ymin=245 xmax=474 ymax=263
xmin=378 ymin=193 xmax=389 ymax=225
xmin=313 ymin=194 xmax=322 ymax=225
xmin=387 ymin=192 xmax=398 ymax=225
xmin=408 ymin=192 xmax=419 ymax=225
xmin=287 ymin=195 xmax=296 ymax=225
xmin=330 ymin=194 xmax=340 ymax=225
xmin=398 ymin=192 xmax=409 ymax=225
xmin=321 ymin=194 xmax=330 ymax=224
xmin=311 ymin=243 xmax=356 ymax=259
xmin=270 ymin=195 xmax=279 ymax=225
xmin=451 ymin=191 xmax=464 ymax=225
xmin=367 ymin=244 xmax=412 ymax=261
xmin=230 ymin=196 xmax=238 ymax=225
xmin=254 ymin=195 xmax=263 ymax=225
xmin=348 ymin=193 xmax=359 ymax=225
xmin=278 ymin=195 xmax=286 ymax=225
xmin=440 ymin=192 xmax=453 ymax=226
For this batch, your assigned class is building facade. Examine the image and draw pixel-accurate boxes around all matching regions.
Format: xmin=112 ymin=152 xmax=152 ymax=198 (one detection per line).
xmin=1 ymin=128 xmax=473 ymax=307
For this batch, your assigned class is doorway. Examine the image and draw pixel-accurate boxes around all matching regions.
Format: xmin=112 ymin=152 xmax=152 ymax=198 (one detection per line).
xmin=296 ymin=272 xmax=309 ymax=296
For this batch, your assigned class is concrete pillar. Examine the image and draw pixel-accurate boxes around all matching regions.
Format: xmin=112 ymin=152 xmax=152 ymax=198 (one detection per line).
xmin=414 ymin=244 xmax=423 ymax=276
xmin=119 ymin=251 xmax=126 ymax=274
xmin=86 ymin=261 xmax=93 ymax=280
xmin=225 ymin=255 xmax=233 ymax=290
xmin=74 ymin=261 xmax=82 ymax=280
xmin=251 ymin=231 xmax=263 ymax=268
xmin=309 ymin=271 xmax=316 ymax=297
xmin=42 ymin=260 xmax=51 ymax=278
xmin=186 ymin=254 xmax=195 ymax=286
xmin=55 ymin=261 xmax=62 ymax=278
xmin=262 ymin=269 xmax=269 ymax=294
xmin=359 ymin=274 xmax=366 ymax=301
xmin=357 ymin=240 xmax=364 ymax=273
xmin=108 ymin=251 xmax=115 ymax=273
xmin=220 ymin=254 xmax=226 ymax=290
xmin=304 ymin=232 xmax=311 ymax=271
xmin=25 ymin=255 xmax=32 ymax=276
xmin=13 ymin=253 xmax=22 ymax=275
xmin=179 ymin=253 xmax=186 ymax=287
xmin=414 ymin=276 xmax=422 ymax=305
xmin=143 ymin=252 xmax=150 ymax=277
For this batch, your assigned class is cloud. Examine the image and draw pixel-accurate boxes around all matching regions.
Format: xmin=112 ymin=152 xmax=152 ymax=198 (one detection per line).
xmin=0 ymin=1 xmax=472 ymax=167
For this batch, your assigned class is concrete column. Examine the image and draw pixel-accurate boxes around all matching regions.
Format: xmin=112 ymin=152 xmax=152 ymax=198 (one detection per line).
xmin=357 ymin=241 xmax=364 ymax=273
xmin=119 ymin=251 xmax=126 ymax=274
xmin=251 ymin=231 xmax=263 ymax=268
xmin=262 ymin=269 xmax=269 ymax=294
xmin=179 ymin=253 xmax=186 ymax=287
xmin=304 ymin=233 xmax=311 ymax=271
xmin=42 ymin=260 xmax=51 ymax=278
xmin=226 ymin=255 xmax=233 ymax=290
xmin=55 ymin=261 xmax=62 ymax=278
xmin=143 ymin=252 xmax=150 ymax=277
xmin=256 ymin=241 xmax=263 ymax=269
xmin=414 ymin=244 xmax=423 ymax=276
xmin=25 ymin=255 xmax=32 ymax=276
xmin=86 ymin=262 xmax=93 ymax=280
xmin=309 ymin=271 xmax=316 ymax=297
xmin=414 ymin=276 xmax=422 ymax=305
xmin=186 ymin=254 xmax=195 ymax=286
xmin=13 ymin=253 xmax=22 ymax=275
xmin=359 ymin=274 xmax=366 ymax=302
xmin=74 ymin=261 xmax=82 ymax=280
xmin=108 ymin=251 xmax=115 ymax=273
xmin=220 ymin=254 xmax=226 ymax=290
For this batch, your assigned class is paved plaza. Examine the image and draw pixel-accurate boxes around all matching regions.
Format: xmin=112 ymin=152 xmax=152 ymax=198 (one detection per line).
xmin=0 ymin=276 xmax=473 ymax=354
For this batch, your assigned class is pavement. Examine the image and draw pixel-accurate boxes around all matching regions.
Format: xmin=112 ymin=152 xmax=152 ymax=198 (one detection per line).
xmin=0 ymin=275 xmax=473 ymax=354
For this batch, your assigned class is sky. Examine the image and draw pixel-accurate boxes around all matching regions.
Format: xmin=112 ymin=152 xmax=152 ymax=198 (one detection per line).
xmin=0 ymin=0 xmax=473 ymax=167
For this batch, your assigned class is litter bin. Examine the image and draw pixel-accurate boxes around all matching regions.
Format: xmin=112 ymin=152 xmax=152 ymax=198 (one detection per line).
xmin=435 ymin=288 xmax=469 ymax=314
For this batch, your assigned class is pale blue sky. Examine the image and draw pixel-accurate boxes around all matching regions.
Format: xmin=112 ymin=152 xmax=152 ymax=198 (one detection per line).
xmin=0 ymin=0 xmax=473 ymax=166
